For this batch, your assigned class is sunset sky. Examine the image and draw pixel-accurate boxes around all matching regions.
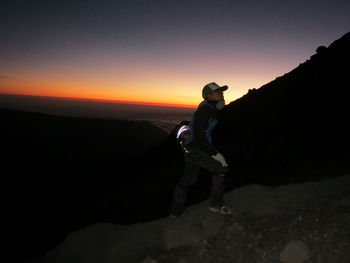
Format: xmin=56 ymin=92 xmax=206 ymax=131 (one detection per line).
xmin=1 ymin=0 xmax=349 ymax=107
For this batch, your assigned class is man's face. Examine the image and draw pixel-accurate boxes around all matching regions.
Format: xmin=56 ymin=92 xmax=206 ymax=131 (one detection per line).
xmin=207 ymin=90 xmax=224 ymax=101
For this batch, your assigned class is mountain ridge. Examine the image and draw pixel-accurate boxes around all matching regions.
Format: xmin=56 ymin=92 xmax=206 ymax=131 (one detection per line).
xmin=214 ymin=31 xmax=350 ymax=186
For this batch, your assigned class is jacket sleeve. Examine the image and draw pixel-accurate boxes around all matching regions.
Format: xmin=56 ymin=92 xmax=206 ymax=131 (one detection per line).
xmin=193 ymin=105 xmax=218 ymax=155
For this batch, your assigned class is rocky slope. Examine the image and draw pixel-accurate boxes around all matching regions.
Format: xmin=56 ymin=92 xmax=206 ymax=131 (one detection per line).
xmin=43 ymin=174 xmax=350 ymax=263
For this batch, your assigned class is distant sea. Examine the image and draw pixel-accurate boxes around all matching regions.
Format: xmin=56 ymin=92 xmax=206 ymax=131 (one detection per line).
xmin=0 ymin=94 xmax=194 ymax=133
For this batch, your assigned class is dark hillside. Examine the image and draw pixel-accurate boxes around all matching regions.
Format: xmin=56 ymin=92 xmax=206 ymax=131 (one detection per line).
xmin=215 ymin=32 xmax=350 ymax=186
xmin=1 ymin=108 xmax=167 ymax=197
xmin=1 ymin=108 xmax=167 ymax=263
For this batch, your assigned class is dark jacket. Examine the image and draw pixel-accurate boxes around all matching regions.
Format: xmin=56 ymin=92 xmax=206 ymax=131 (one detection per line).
xmin=186 ymin=100 xmax=220 ymax=155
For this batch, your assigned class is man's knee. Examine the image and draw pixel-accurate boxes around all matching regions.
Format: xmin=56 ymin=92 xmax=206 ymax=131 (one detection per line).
xmin=179 ymin=173 xmax=198 ymax=186
xmin=210 ymin=160 xmax=229 ymax=174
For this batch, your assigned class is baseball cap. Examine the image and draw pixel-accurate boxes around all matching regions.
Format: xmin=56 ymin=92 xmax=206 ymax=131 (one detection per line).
xmin=202 ymin=82 xmax=228 ymax=99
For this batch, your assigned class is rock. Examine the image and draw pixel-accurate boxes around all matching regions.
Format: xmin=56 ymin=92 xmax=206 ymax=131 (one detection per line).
xmin=140 ymin=257 xmax=158 ymax=263
xmin=316 ymin=45 xmax=327 ymax=54
xmin=341 ymin=195 xmax=350 ymax=206
xmin=280 ymin=240 xmax=311 ymax=263
xmin=163 ymin=205 xmax=224 ymax=249
xmin=226 ymin=222 xmax=245 ymax=237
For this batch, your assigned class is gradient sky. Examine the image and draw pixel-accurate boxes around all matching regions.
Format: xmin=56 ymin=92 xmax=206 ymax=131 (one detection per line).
xmin=1 ymin=0 xmax=349 ymax=107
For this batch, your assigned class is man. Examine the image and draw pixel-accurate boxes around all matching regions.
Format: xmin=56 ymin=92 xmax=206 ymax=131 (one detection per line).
xmin=170 ymin=82 xmax=233 ymax=217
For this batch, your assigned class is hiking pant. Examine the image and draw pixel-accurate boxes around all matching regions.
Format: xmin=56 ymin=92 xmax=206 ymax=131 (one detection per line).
xmin=173 ymin=146 xmax=229 ymax=208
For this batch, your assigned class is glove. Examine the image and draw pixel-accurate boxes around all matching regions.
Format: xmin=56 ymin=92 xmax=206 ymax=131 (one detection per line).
xmin=211 ymin=152 xmax=228 ymax=167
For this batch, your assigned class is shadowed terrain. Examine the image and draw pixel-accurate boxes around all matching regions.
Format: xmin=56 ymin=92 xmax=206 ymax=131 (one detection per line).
xmin=1 ymin=109 xmax=167 ymax=262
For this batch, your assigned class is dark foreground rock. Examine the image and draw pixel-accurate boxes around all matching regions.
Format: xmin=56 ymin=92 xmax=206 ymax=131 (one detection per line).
xmin=42 ymin=174 xmax=350 ymax=263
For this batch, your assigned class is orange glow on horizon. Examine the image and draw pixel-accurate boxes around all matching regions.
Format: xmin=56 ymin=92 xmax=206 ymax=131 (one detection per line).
xmin=0 ymin=79 xmax=200 ymax=108
xmin=0 ymin=90 xmax=198 ymax=108
xmin=0 ymin=67 xmax=257 ymax=108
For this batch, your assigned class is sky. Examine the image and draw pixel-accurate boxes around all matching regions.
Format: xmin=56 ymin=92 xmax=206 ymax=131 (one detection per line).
xmin=0 ymin=0 xmax=349 ymax=107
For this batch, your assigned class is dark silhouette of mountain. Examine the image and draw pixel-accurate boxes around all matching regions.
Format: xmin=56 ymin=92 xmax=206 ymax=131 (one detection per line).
xmin=216 ymin=31 xmax=350 ymax=186
xmin=5 ymin=32 xmax=350 ymax=263
xmin=1 ymin=108 xmax=168 ymax=198
xmin=1 ymin=108 xmax=167 ymax=263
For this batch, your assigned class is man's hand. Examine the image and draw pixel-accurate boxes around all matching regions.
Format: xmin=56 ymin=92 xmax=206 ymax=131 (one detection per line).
xmin=211 ymin=152 xmax=228 ymax=167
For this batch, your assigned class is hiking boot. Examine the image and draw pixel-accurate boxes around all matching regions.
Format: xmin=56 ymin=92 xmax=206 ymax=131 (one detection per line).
xmin=170 ymin=201 xmax=185 ymax=218
xmin=170 ymin=209 xmax=185 ymax=218
xmin=170 ymin=208 xmax=185 ymax=218
xmin=209 ymin=204 xmax=235 ymax=215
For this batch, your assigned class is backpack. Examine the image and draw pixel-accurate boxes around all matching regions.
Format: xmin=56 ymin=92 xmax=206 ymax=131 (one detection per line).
xmin=176 ymin=123 xmax=192 ymax=153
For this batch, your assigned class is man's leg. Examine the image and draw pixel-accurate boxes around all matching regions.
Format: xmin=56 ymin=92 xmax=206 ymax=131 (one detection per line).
xmin=209 ymin=174 xmax=234 ymax=214
xmin=170 ymin=154 xmax=200 ymax=217
xmin=171 ymin=185 xmax=188 ymax=217
xmin=210 ymin=174 xmax=225 ymax=208
xmin=188 ymin=147 xmax=233 ymax=214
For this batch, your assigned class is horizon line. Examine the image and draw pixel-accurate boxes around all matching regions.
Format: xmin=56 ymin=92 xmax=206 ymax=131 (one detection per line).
xmin=0 ymin=92 xmax=197 ymax=109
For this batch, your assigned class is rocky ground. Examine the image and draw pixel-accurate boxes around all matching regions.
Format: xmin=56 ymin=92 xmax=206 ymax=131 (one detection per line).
xmin=148 ymin=194 xmax=350 ymax=263
xmin=43 ymin=174 xmax=350 ymax=263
